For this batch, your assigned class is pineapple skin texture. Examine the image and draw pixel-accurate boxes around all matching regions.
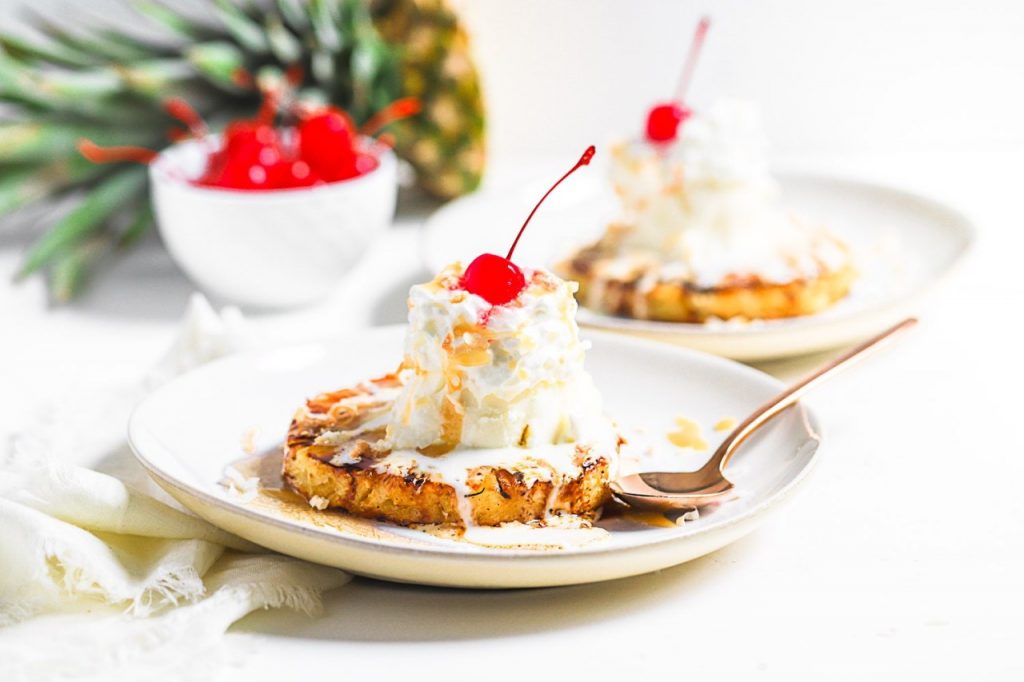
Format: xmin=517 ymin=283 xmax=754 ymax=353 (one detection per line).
xmin=0 ymin=0 xmax=488 ymax=301
xmin=372 ymin=0 xmax=486 ymax=199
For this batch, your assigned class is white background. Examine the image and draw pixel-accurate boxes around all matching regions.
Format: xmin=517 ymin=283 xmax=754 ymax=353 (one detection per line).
xmin=2 ymin=2 xmax=1024 ymax=681
xmin=2 ymin=0 xmax=1022 ymax=162
xmin=455 ymin=0 xmax=1024 ymax=163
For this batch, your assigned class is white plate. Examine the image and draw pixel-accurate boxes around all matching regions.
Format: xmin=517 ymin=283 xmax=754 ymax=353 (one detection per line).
xmin=422 ymin=171 xmax=975 ymax=360
xmin=129 ymin=326 xmax=820 ymax=589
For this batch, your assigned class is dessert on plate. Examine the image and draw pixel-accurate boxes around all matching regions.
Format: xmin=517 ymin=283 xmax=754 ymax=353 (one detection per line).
xmin=556 ymin=19 xmax=855 ymax=323
xmin=284 ymin=148 xmax=621 ymax=528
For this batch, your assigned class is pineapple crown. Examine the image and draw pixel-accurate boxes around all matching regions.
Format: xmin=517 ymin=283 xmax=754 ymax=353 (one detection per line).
xmin=0 ymin=0 xmax=485 ymax=300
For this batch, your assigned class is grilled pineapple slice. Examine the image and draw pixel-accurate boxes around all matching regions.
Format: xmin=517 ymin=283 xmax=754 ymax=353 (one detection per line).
xmin=283 ymin=374 xmax=615 ymax=528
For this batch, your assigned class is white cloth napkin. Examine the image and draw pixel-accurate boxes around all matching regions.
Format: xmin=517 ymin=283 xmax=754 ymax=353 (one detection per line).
xmin=0 ymin=294 xmax=351 ymax=681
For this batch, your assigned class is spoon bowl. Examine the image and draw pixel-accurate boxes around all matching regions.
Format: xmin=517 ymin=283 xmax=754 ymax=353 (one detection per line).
xmin=610 ymin=473 xmax=733 ymax=512
xmin=611 ymin=318 xmax=918 ymax=511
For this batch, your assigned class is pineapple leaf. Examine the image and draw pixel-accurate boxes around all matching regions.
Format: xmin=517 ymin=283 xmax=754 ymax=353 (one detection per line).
xmin=18 ymin=167 xmax=146 ymax=277
xmin=49 ymin=235 xmax=107 ymax=302
xmin=0 ymin=52 xmax=138 ymax=114
xmin=0 ymin=164 xmax=48 ymax=217
xmin=30 ymin=14 xmax=153 ymax=63
xmin=96 ymin=26 xmax=178 ymax=57
xmin=0 ymin=32 xmax=95 ymax=68
xmin=2 ymin=0 xmax=488 ymax=300
xmin=311 ymin=48 xmax=335 ymax=86
xmin=255 ymin=64 xmax=285 ymax=92
xmin=341 ymin=0 xmax=398 ymax=120
xmin=264 ymin=14 xmax=302 ymax=64
xmin=211 ymin=0 xmax=270 ymax=54
xmin=276 ymin=0 xmax=309 ymax=31
xmin=295 ymin=86 xmax=327 ymax=107
xmin=117 ymin=199 xmax=154 ymax=248
xmin=0 ymin=52 xmax=48 ymax=107
xmin=349 ymin=43 xmax=380 ymax=113
xmin=184 ymin=41 xmax=249 ymax=91
xmin=308 ymin=0 xmax=342 ymax=52
xmin=114 ymin=59 xmax=197 ymax=98
xmin=0 ymin=122 xmax=155 ymax=162
xmin=131 ymin=0 xmax=212 ymax=41
xmin=0 ymin=155 xmax=106 ymax=219
xmin=34 ymin=68 xmax=126 ymax=101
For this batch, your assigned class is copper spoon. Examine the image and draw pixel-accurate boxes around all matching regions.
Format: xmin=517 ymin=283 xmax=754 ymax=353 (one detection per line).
xmin=610 ymin=317 xmax=918 ymax=511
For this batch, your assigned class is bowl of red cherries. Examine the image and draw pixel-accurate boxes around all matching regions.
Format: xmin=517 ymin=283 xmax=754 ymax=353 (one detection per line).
xmin=147 ymin=96 xmax=416 ymax=308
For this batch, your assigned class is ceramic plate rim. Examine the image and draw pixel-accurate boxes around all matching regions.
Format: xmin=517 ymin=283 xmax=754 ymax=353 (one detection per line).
xmin=128 ymin=327 xmax=822 ymax=564
xmin=422 ymin=169 xmax=976 ymax=349
xmin=573 ymin=171 xmax=976 ymax=336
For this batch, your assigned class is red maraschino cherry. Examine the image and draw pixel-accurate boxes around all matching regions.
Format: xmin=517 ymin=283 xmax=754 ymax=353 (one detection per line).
xmin=460 ymin=253 xmax=527 ymax=306
xmin=297 ymin=98 xmax=417 ymax=182
xmin=269 ymin=159 xmax=323 ymax=188
xmin=80 ymin=85 xmax=416 ymax=191
xmin=646 ymin=103 xmax=690 ymax=142
xmin=297 ymin=106 xmax=357 ymax=182
xmin=462 ymin=145 xmax=596 ymax=305
xmin=645 ymin=16 xmax=710 ymax=143
xmin=197 ymin=120 xmax=284 ymax=189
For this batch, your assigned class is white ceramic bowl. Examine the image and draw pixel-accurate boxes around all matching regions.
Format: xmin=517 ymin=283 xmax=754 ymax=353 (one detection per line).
xmin=150 ymin=137 xmax=397 ymax=308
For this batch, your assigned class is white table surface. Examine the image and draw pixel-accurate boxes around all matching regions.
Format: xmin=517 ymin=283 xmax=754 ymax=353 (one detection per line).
xmin=2 ymin=150 xmax=1022 ymax=681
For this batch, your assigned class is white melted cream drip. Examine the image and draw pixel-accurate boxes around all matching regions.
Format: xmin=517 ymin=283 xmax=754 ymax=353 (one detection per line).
xmin=309 ymin=365 xmax=618 ymax=529
xmin=609 ymin=99 xmax=849 ymax=287
xmin=370 ymin=442 xmax=604 ymax=525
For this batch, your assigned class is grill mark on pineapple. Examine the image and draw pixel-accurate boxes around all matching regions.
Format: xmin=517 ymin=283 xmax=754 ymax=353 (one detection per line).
xmin=494 ymin=472 xmax=511 ymax=499
xmin=284 ymin=363 xmax=617 ymax=527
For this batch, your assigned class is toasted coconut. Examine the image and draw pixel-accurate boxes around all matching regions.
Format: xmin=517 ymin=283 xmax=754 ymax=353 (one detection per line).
xmin=283 ymin=375 xmax=615 ymax=528
xmin=557 ymin=238 xmax=855 ymax=323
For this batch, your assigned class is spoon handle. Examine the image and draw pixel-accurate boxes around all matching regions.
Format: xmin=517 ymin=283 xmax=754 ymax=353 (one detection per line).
xmin=710 ymin=317 xmax=919 ymax=473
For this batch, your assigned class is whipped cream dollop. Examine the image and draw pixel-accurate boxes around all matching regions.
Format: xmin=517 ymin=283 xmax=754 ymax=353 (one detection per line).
xmin=608 ymin=99 xmax=848 ymax=287
xmin=387 ymin=262 xmax=611 ymax=454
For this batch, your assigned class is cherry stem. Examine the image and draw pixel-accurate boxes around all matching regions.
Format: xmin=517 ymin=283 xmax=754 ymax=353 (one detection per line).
xmin=673 ymin=16 xmax=711 ymax=104
xmin=77 ymin=139 xmax=157 ymax=165
xmin=167 ymin=127 xmax=190 ymax=143
xmin=285 ymin=64 xmax=305 ymax=87
xmin=506 ymin=145 xmax=596 ymax=261
xmin=164 ymin=97 xmax=207 ymax=137
xmin=361 ymin=97 xmax=421 ymax=136
xmin=231 ymin=67 xmax=255 ymax=89
xmin=257 ymin=89 xmax=279 ymax=126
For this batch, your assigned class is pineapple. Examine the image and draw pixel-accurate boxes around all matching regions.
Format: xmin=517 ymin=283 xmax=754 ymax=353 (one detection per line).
xmin=371 ymin=0 xmax=485 ymax=199
xmin=0 ymin=0 xmax=486 ymax=301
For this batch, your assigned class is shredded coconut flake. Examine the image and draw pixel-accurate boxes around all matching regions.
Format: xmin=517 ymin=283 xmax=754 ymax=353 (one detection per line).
xmin=219 ymin=465 xmax=258 ymax=502
xmin=676 ymin=508 xmax=700 ymax=525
